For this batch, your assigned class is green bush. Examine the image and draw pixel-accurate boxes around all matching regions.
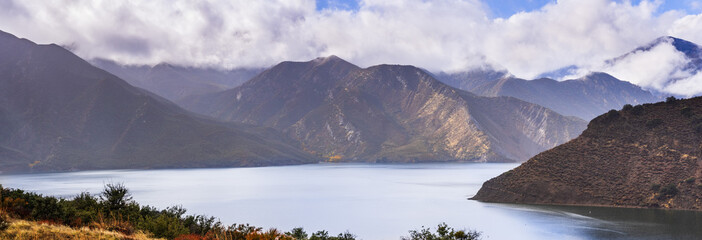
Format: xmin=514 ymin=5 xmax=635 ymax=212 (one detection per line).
xmin=666 ymin=96 xmax=678 ymax=104
xmin=622 ymin=104 xmax=634 ymax=111
xmin=100 ymin=183 xmax=132 ymax=212
xmin=287 ymin=227 xmax=309 ymax=240
xmin=651 ymin=184 xmax=661 ymax=191
xmin=685 ymin=177 xmax=696 ymax=184
xmin=657 ymin=183 xmax=679 ymax=200
xmin=402 ymin=223 xmax=481 ymax=240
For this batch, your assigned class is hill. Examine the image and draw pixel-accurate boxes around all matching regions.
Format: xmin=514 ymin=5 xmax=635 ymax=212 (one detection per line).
xmin=182 ymin=56 xmax=587 ymax=162
xmin=473 ymin=96 xmax=702 ymax=210
xmin=0 ymin=30 xmax=315 ymax=173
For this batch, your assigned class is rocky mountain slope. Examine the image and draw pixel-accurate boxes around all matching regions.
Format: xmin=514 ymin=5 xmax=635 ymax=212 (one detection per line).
xmin=0 ymin=30 xmax=314 ymax=173
xmin=435 ymin=71 xmax=660 ymax=120
xmin=473 ymin=96 xmax=702 ymax=210
xmin=182 ymin=56 xmax=587 ymax=163
xmin=92 ymin=59 xmax=262 ymax=103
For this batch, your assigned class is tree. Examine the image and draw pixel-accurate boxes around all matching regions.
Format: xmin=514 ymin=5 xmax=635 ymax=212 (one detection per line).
xmin=402 ymin=223 xmax=481 ymax=240
xmin=100 ymin=183 xmax=132 ymax=212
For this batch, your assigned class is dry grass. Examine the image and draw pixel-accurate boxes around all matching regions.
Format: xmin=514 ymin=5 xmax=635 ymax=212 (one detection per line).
xmin=0 ymin=218 xmax=162 ymax=240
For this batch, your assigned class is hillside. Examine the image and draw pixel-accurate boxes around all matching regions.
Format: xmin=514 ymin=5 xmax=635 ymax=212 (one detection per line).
xmin=182 ymin=56 xmax=586 ymax=163
xmin=473 ymin=96 xmax=702 ymax=210
xmin=436 ymin=71 xmax=660 ymax=120
xmin=92 ymin=59 xmax=262 ymax=103
xmin=0 ymin=30 xmax=315 ymax=173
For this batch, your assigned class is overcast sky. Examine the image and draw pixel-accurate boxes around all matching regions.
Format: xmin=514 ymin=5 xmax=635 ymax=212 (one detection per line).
xmin=1 ymin=0 xmax=701 ymax=94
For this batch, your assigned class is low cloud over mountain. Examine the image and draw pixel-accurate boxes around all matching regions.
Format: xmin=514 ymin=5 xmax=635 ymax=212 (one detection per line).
xmin=1 ymin=0 xmax=701 ymax=80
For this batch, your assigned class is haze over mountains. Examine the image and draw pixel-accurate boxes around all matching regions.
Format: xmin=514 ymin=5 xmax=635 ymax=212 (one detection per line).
xmin=182 ymin=56 xmax=586 ymax=163
xmin=435 ymin=70 xmax=661 ymax=120
xmin=0 ymin=30 xmax=314 ymax=173
xmin=474 ymin=96 xmax=702 ymax=210
xmin=92 ymin=59 xmax=262 ymax=103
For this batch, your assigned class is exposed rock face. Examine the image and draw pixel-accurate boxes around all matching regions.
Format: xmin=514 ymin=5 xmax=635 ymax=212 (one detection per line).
xmin=436 ymin=71 xmax=660 ymax=120
xmin=473 ymin=96 xmax=702 ymax=210
xmin=0 ymin=30 xmax=315 ymax=173
xmin=182 ymin=56 xmax=587 ymax=162
xmin=91 ymin=59 xmax=262 ymax=103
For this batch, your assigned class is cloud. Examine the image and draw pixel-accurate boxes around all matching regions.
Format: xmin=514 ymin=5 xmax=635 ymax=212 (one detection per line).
xmin=597 ymin=38 xmax=691 ymax=90
xmin=0 ymin=0 xmax=701 ymax=93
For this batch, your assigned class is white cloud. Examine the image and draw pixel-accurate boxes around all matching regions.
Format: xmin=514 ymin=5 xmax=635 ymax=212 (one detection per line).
xmin=0 ymin=0 xmax=701 ymax=96
xmin=597 ymin=39 xmax=691 ymax=89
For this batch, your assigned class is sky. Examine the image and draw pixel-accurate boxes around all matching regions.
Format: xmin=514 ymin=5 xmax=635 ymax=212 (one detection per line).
xmin=1 ymin=0 xmax=702 ymax=95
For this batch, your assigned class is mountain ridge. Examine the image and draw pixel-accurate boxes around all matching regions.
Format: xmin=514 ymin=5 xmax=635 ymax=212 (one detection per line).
xmin=182 ymin=56 xmax=587 ymax=163
xmin=435 ymin=70 xmax=661 ymax=120
xmin=0 ymin=30 xmax=316 ymax=173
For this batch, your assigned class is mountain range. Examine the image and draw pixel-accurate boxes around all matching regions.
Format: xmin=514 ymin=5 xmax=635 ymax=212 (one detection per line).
xmin=91 ymin=59 xmax=262 ymax=103
xmin=434 ymin=70 xmax=661 ymax=120
xmin=181 ymin=56 xmax=587 ymax=163
xmin=473 ymin=96 xmax=702 ymax=210
xmin=0 ymin=30 xmax=314 ymax=173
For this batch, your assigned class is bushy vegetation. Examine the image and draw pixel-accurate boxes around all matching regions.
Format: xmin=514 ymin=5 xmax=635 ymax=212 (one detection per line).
xmin=1 ymin=184 xmax=478 ymax=239
xmin=401 ymin=223 xmax=481 ymax=240
xmin=656 ymin=183 xmax=679 ymax=200
xmin=0 ymin=184 xmax=358 ymax=239
xmin=666 ymin=96 xmax=678 ymax=104
xmin=622 ymin=104 xmax=634 ymax=111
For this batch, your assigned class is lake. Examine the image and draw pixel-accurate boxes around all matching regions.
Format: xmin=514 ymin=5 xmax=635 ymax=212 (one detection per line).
xmin=1 ymin=163 xmax=701 ymax=239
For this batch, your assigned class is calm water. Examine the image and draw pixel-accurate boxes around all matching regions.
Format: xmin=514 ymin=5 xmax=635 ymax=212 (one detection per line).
xmin=1 ymin=163 xmax=701 ymax=240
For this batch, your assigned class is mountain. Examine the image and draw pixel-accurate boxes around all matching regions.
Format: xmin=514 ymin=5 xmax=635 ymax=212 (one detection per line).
xmin=435 ymin=71 xmax=660 ymax=120
xmin=92 ymin=59 xmax=262 ymax=103
xmin=473 ymin=96 xmax=702 ymax=210
xmin=181 ymin=56 xmax=587 ymax=163
xmin=0 ymin=30 xmax=315 ymax=173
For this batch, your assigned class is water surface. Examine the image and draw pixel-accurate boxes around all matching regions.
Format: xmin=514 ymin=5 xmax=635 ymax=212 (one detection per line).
xmin=1 ymin=163 xmax=700 ymax=239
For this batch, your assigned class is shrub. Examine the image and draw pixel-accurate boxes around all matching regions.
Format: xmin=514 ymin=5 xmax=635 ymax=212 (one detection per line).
xmin=657 ymin=183 xmax=679 ymax=200
xmin=622 ymin=104 xmax=634 ymax=111
xmin=287 ymin=227 xmax=309 ymax=240
xmin=402 ymin=223 xmax=481 ymax=240
xmin=666 ymin=96 xmax=678 ymax=103
xmin=100 ymin=183 xmax=132 ymax=212
xmin=651 ymin=184 xmax=661 ymax=191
